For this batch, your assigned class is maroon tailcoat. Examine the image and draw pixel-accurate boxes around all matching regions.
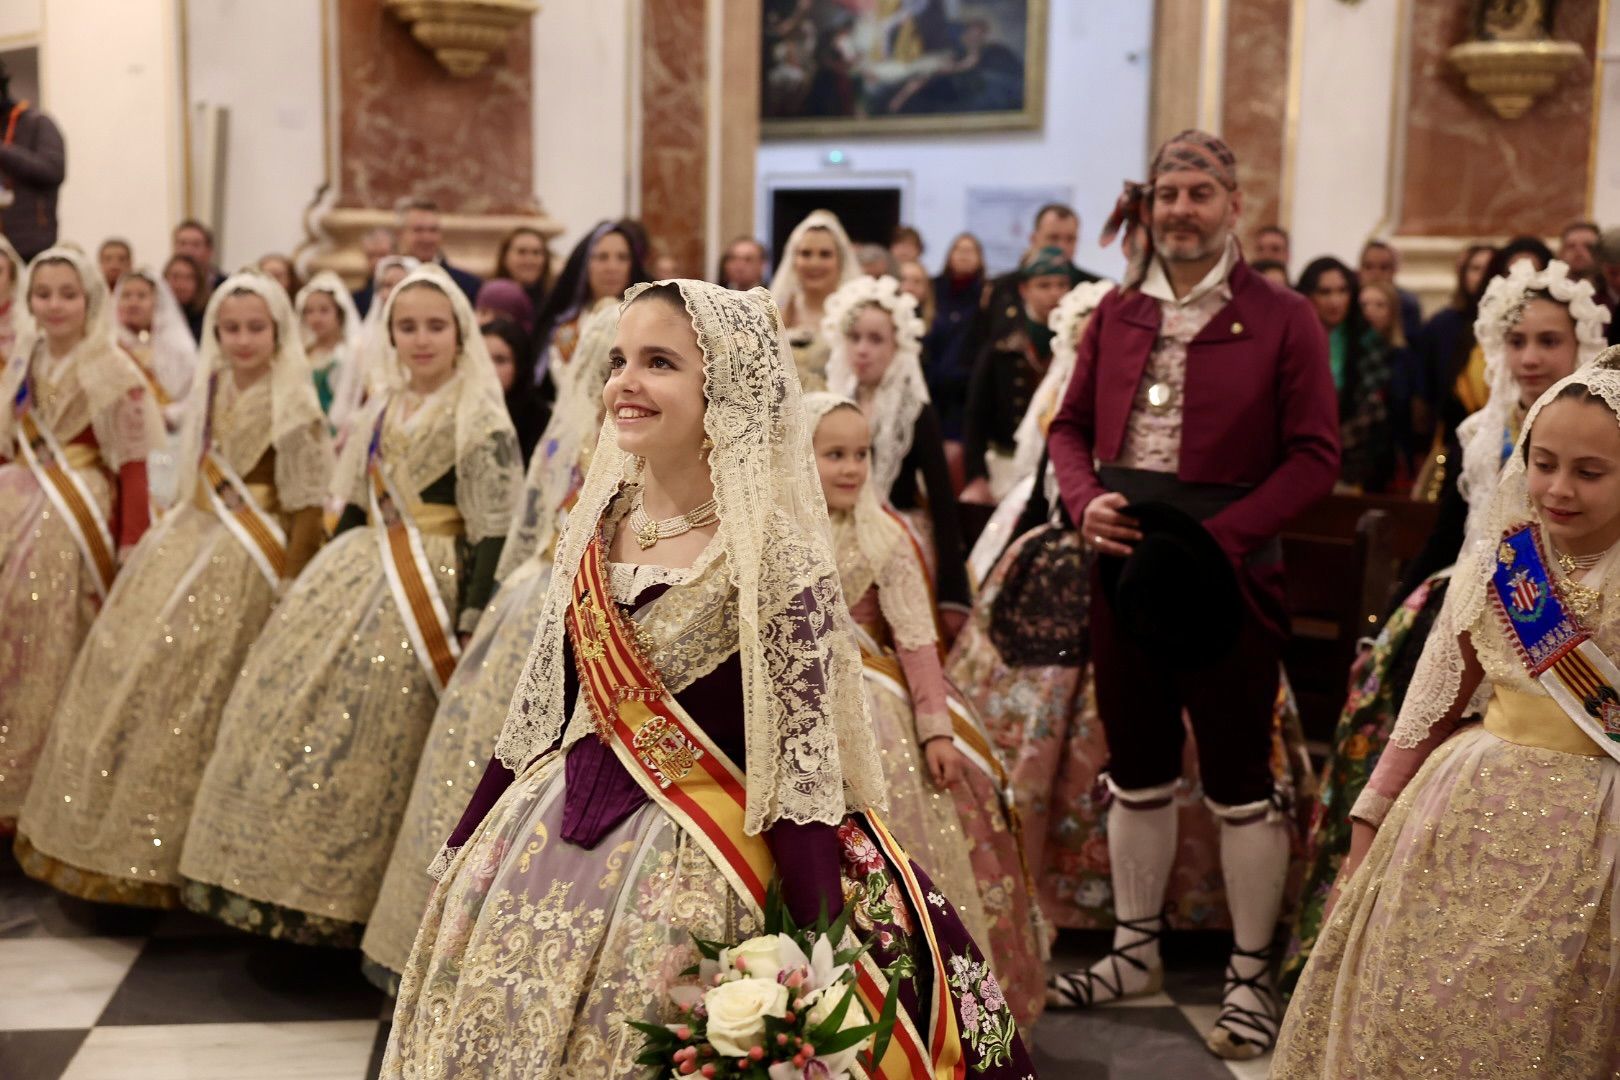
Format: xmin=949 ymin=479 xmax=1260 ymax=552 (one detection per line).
xmin=1047 ymin=258 xmax=1340 ymax=634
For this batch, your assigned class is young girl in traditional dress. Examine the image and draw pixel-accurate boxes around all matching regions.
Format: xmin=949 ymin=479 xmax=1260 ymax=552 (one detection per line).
xmin=110 ymin=265 xmax=198 ymax=508
xmin=1283 ymin=260 xmax=1609 ymax=993
xmin=14 ymin=273 xmax=334 ymax=907
xmin=823 ymin=274 xmax=971 ymax=630
xmin=0 ymin=247 xmax=162 ymax=826
xmin=806 ymin=389 xmax=1046 ymax=1027
xmin=296 ymin=270 xmax=364 ymax=434
xmin=179 ymin=264 xmax=521 ymax=946
xmin=771 ymin=209 xmax=860 ymax=392
xmin=360 ymin=301 xmax=618 ymax=988
xmin=382 ymin=281 xmax=1035 ymax=1077
xmin=1276 ymin=346 xmax=1620 ymax=1076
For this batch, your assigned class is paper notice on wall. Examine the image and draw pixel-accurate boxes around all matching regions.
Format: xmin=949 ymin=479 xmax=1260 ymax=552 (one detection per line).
xmin=966 ymin=186 xmax=1076 ymax=277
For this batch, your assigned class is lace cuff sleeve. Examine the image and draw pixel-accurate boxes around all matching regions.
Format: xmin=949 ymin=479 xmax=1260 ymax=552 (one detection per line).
xmin=456 ymin=430 xmax=522 ymax=543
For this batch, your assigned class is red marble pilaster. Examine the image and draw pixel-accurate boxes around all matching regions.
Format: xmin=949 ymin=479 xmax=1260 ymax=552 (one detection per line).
xmin=1221 ymin=0 xmax=1293 ymax=244
xmin=1398 ymin=3 xmax=1596 ymax=236
xmin=639 ymin=0 xmax=709 ymax=278
xmin=337 ymin=0 xmax=538 ymax=214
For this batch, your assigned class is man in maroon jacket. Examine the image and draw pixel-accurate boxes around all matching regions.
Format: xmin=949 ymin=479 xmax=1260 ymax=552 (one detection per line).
xmin=1043 ymin=131 xmax=1339 ymax=1061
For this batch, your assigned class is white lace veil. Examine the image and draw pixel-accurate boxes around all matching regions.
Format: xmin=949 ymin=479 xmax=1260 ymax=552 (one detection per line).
xmin=1456 ymin=259 xmax=1610 ymax=552
xmin=110 ymin=265 xmax=199 ymax=405
xmin=822 ymin=275 xmax=930 ymax=499
xmin=0 ymin=235 xmax=34 ymax=348
xmin=804 ymin=390 xmax=938 ymax=652
xmin=494 ymin=299 xmax=619 ymax=583
xmin=295 ymin=270 xmax=365 ymax=431
xmin=1011 ymin=279 xmax=1114 ymax=486
xmin=333 ymin=263 xmax=519 ymax=540
xmin=769 ymin=209 xmax=860 ymax=328
xmin=357 ymin=254 xmax=421 ymax=399
xmin=1392 ymin=344 xmax=1620 ymax=751
xmin=0 ymin=246 xmax=160 ymax=468
xmin=494 ymin=280 xmax=885 ymax=832
xmin=172 ymin=272 xmax=331 ymax=512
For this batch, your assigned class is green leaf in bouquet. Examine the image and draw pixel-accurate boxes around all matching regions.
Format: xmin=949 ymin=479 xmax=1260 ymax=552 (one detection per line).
xmin=865 ymin=970 xmax=902 ymax=1067
xmin=690 ymin=934 xmax=727 ymax=961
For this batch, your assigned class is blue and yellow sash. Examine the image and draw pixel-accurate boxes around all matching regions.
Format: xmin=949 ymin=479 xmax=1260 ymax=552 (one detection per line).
xmin=566 ymin=533 xmax=963 ymax=1079
xmin=1490 ymin=523 xmax=1620 ymax=763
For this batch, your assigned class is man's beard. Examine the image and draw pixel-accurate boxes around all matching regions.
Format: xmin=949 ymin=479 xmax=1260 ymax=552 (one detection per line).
xmin=1152 ymin=223 xmax=1226 ymax=263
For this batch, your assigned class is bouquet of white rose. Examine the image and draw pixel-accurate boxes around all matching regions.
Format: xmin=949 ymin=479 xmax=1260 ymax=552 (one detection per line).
xmin=631 ymin=886 xmax=899 ymax=1079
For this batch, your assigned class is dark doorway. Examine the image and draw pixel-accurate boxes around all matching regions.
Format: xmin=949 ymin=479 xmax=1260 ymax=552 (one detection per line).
xmin=769 ymin=187 xmax=902 ymax=263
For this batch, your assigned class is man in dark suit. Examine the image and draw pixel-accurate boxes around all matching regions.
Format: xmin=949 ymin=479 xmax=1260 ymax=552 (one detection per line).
xmin=396 ymin=197 xmax=481 ymax=303
xmin=1043 ymin=130 xmax=1339 ymax=1062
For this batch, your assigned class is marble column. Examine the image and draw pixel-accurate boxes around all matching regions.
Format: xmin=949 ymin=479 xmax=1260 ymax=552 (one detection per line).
xmin=1390 ymin=1 xmax=1598 ymax=309
xmin=636 ymin=0 xmax=760 ymax=280
xmin=305 ymin=0 xmax=558 ymax=286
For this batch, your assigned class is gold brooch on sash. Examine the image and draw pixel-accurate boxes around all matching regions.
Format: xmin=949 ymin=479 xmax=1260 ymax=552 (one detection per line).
xmin=574 ymin=587 xmax=612 ymax=663
xmin=633 ymin=714 xmax=703 ymax=788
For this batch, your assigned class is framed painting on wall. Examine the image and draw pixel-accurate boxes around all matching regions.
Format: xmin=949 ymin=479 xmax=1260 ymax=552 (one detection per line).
xmin=761 ymin=0 xmax=1046 ymax=138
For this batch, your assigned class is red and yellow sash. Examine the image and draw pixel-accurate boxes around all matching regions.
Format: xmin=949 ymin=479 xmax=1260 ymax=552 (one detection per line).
xmin=14 ymin=398 xmax=116 ymax=599
xmin=367 ymin=408 xmax=459 ymax=693
xmin=566 ymin=534 xmax=962 ymax=1079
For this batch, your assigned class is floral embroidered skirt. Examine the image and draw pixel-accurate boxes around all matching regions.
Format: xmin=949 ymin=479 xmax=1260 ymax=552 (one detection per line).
xmin=383 ymin=752 xmax=1039 ymax=1078
xmin=947 ymin=522 xmax=1316 ymax=932
xmin=0 ymin=464 xmax=108 ymax=823
xmin=178 ymin=529 xmax=456 ymax=945
xmin=1281 ymin=572 xmax=1451 ymax=997
xmin=1274 ymin=724 xmax=1620 ymax=1078
xmin=15 ymin=507 xmax=276 ymax=909
xmin=362 ymin=558 xmax=552 ymax=981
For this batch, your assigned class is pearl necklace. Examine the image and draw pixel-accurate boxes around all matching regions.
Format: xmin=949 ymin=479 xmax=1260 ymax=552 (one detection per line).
xmin=628 ymin=495 xmax=719 ymax=549
xmin=1556 ymin=549 xmax=1606 ymax=577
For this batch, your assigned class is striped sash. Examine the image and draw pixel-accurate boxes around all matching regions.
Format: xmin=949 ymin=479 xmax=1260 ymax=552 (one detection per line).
xmin=1491 ymin=523 xmax=1620 ymax=765
xmin=197 ymin=374 xmax=287 ymax=587
xmin=367 ymin=407 xmax=459 ymax=693
xmin=566 ymin=534 xmax=963 ymax=1079
xmin=12 ymin=378 xmax=116 ymax=599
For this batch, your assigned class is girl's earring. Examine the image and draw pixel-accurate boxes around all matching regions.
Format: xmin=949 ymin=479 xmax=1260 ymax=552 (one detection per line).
xmin=699 ymin=435 xmax=714 ymax=461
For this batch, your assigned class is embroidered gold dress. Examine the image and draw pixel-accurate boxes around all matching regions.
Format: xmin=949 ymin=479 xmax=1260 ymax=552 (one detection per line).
xmin=15 ymin=373 xmax=332 ymax=906
xmin=0 ymin=319 xmax=161 ymax=823
xmin=179 ymin=372 xmax=519 ymax=945
xmin=1274 ymin=544 xmax=1620 ymax=1077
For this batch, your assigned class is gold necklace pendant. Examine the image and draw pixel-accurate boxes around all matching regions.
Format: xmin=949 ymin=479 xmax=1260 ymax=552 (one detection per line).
xmin=635 ymin=517 xmax=661 ymax=549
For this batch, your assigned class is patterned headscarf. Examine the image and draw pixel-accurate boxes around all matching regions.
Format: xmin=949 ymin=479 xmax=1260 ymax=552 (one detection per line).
xmin=1100 ymin=129 xmax=1239 ymax=248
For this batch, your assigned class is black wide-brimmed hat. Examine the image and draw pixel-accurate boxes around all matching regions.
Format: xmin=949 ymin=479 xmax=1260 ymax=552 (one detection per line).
xmin=1097 ymin=501 xmax=1242 ymax=667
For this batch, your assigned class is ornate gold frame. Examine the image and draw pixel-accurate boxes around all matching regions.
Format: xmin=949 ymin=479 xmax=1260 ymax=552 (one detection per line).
xmin=760 ymin=0 xmax=1046 ymax=139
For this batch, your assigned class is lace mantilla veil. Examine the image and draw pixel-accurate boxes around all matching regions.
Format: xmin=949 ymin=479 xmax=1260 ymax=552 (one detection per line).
xmin=822 ymin=275 xmax=931 ymax=500
xmin=494 ymin=280 xmax=886 ymax=833
xmin=1392 ymin=345 xmax=1620 ymax=751
xmin=1456 ymin=259 xmax=1610 ymax=550
xmin=769 ymin=209 xmax=860 ymax=329
xmin=110 ymin=265 xmax=198 ymax=404
xmin=171 ymin=271 xmax=332 ymax=512
xmin=0 ymin=245 xmax=162 ymax=470
xmin=804 ymin=391 xmax=938 ymax=653
xmin=295 ymin=270 xmax=366 ymax=432
xmin=494 ymin=299 xmax=619 ymax=584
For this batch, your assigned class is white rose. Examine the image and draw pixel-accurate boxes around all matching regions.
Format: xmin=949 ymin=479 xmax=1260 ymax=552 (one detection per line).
xmin=724 ymin=934 xmax=791 ymax=983
xmin=703 ymin=977 xmax=789 ymax=1057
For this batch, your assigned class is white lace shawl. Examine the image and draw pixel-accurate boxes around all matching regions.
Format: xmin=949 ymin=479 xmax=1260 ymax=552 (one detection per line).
xmin=296 ymin=271 xmax=366 ymax=433
xmin=356 ymin=255 xmax=421 ymax=400
xmin=0 ymin=245 xmax=162 ymax=471
xmin=1392 ymin=346 xmax=1620 ymax=750
xmin=1456 ymin=260 xmax=1610 ymax=554
xmin=494 ymin=281 xmax=886 ymax=832
xmin=822 ymin=275 xmax=931 ymax=500
xmin=172 ymin=272 xmax=334 ymax=513
xmin=110 ymin=265 xmax=198 ymax=411
xmin=805 ymin=391 xmax=938 ymax=652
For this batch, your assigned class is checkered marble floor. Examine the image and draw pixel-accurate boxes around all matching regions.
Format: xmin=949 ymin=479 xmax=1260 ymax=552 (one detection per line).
xmin=0 ymin=848 xmax=1268 ymax=1079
